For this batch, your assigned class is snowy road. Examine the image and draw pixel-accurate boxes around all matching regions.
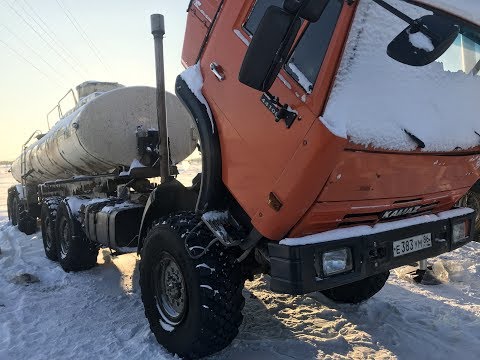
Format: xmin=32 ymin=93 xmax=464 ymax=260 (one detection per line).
xmin=1 ymin=166 xmax=480 ymax=359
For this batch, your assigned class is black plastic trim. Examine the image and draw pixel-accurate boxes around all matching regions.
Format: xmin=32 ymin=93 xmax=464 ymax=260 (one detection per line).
xmin=175 ymin=75 xmax=224 ymax=212
xmin=268 ymin=210 xmax=476 ymax=294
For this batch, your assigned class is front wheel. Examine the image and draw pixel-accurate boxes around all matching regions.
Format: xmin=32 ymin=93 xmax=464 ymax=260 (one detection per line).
xmin=140 ymin=212 xmax=245 ymax=359
xmin=321 ymin=271 xmax=390 ymax=304
xmin=457 ymin=189 xmax=480 ymax=242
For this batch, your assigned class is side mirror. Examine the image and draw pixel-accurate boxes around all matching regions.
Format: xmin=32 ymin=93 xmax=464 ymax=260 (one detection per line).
xmin=239 ymin=6 xmax=301 ymax=92
xmin=387 ymin=15 xmax=459 ymax=66
xmin=283 ymin=0 xmax=329 ymax=22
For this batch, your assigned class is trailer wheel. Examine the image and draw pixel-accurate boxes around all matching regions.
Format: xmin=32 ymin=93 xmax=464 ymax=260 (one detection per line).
xmin=321 ymin=271 xmax=390 ymax=304
xmin=11 ymin=196 xmax=19 ymax=226
xmin=140 ymin=212 xmax=245 ymax=359
xmin=56 ymin=201 xmax=98 ymax=272
xmin=40 ymin=197 xmax=62 ymax=261
xmin=17 ymin=200 xmax=37 ymax=235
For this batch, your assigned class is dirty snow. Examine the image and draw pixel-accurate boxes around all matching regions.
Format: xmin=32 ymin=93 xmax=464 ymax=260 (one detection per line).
xmin=233 ymin=29 xmax=251 ymax=47
xmin=323 ymin=0 xmax=480 ymax=152
xmin=120 ymin=159 xmax=147 ymax=176
xmin=288 ymin=63 xmax=313 ymax=94
xmin=1 ymin=166 xmax=480 ymax=359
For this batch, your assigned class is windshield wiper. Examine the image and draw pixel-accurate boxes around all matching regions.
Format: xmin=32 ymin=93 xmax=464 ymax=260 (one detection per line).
xmin=404 ymin=129 xmax=426 ymax=149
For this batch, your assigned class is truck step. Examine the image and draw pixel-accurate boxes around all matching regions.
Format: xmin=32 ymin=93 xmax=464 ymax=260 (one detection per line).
xmin=201 ymin=211 xmax=243 ymax=247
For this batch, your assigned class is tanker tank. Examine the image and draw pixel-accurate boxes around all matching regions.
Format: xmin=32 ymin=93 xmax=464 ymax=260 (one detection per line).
xmin=11 ymin=82 xmax=199 ymax=184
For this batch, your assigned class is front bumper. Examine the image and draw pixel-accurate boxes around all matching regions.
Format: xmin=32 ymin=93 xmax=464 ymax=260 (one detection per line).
xmin=268 ymin=208 xmax=476 ymax=295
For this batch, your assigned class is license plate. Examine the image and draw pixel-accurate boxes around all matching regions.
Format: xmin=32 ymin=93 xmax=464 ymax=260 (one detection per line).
xmin=393 ymin=233 xmax=432 ymax=257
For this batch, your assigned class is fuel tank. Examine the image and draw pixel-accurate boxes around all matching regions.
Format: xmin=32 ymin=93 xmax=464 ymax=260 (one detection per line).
xmin=11 ymin=85 xmax=198 ymax=184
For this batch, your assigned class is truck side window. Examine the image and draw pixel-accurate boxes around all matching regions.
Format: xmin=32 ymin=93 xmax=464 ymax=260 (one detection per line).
xmin=244 ymin=0 xmax=283 ymax=35
xmin=285 ymin=0 xmax=343 ymax=93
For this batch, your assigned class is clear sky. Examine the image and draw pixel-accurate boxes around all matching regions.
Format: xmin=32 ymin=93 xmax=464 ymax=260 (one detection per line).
xmin=0 ymin=0 xmax=188 ymax=161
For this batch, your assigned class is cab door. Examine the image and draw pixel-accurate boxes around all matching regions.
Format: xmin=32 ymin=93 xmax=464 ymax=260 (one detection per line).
xmin=199 ymin=0 xmax=349 ymax=229
xmin=182 ymin=0 xmax=222 ymax=67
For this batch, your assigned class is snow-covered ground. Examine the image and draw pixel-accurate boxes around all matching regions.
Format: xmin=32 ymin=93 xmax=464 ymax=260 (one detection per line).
xmin=1 ymin=165 xmax=480 ymax=359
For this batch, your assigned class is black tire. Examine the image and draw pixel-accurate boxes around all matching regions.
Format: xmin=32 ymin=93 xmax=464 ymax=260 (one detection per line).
xmin=11 ymin=195 xmax=18 ymax=226
xmin=40 ymin=197 xmax=62 ymax=261
xmin=56 ymin=201 xmax=98 ymax=272
xmin=458 ymin=190 xmax=480 ymax=242
xmin=140 ymin=212 xmax=245 ymax=359
xmin=321 ymin=271 xmax=390 ymax=304
xmin=17 ymin=200 xmax=37 ymax=235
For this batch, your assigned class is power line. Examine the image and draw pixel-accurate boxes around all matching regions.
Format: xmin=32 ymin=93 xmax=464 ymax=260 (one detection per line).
xmin=0 ymin=24 xmax=72 ymax=85
xmin=20 ymin=0 xmax=90 ymax=75
xmin=0 ymin=0 xmax=85 ymax=78
xmin=0 ymin=38 xmax=63 ymax=87
xmin=55 ymin=0 xmax=111 ymax=73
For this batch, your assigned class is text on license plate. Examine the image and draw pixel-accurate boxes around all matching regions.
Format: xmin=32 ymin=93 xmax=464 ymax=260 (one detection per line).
xmin=393 ymin=233 xmax=432 ymax=257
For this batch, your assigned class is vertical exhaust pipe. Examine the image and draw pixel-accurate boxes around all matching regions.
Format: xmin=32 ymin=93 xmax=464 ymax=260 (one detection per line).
xmin=151 ymin=14 xmax=171 ymax=183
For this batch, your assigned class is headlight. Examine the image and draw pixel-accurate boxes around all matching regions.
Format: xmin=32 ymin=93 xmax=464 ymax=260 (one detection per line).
xmin=452 ymin=220 xmax=470 ymax=243
xmin=322 ymin=248 xmax=353 ymax=276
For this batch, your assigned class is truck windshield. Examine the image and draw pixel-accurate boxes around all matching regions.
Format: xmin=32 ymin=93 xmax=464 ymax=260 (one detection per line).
xmin=321 ymin=0 xmax=480 ymax=153
xmin=438 ymin=30 xmax=480 ymax=76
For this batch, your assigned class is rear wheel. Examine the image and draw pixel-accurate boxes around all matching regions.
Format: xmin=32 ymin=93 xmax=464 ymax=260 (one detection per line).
xmin=17 ymin=200 xmax=37 ymax=235
xmin=140 ymin=212 xmax=245 ymax=359
xmin=321 ymin=271 xmax=390 ymax=304
xmin=40 ymin=197 xmax=62 ymax=261
xmin=11 ymin=196 xmax=18 ymax=226
xmin=56 ymin=201 xmax=98 ymax=272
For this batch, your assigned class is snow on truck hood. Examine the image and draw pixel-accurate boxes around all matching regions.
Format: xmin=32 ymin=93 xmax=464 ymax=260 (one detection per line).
xmin=322 ymin=0 xmax=480 ymax=152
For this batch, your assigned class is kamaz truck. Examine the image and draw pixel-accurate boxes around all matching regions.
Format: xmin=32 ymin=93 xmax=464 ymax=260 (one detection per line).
xmin=7 ymin=0 xmax=480 ymax=358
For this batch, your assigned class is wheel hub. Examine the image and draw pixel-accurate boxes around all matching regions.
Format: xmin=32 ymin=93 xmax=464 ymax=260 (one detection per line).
xmin=45 ymin=217 xmax=53 ymax=248
xmin=154 ymin=253 xmax=187 ymax=324
xmin=59 ymin=219 xmax=70 ymax=256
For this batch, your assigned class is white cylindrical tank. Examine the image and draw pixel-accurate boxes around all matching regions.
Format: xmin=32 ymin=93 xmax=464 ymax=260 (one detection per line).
xmin=11 ymin=86 xmax=198 ymax=184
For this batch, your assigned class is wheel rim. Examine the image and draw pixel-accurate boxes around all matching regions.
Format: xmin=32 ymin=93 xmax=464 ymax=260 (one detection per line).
xmin=153 ymin=252 xmax=187 ymax=325
xmin=44 ymin=216 xmax=53 ymax=249
xmin=59 ymin=218 xmax=70 ymax=258
xmin=13 ymin=198 xmax=18 ymax=223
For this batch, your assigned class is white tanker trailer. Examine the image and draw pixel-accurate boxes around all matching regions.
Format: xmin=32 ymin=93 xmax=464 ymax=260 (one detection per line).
xmin=7 ymin=79 xmax=200 ymax=238
xmin=11 ymin=82 xmax=198 ymax=185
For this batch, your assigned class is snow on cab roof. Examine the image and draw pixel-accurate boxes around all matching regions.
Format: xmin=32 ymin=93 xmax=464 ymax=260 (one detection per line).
xmin=412 ymin=0 xmax=480 ymax=27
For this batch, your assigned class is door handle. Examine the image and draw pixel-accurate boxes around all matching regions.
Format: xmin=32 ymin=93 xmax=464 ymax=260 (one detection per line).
xmin=210 ymin=62 xmax=225 ymax=81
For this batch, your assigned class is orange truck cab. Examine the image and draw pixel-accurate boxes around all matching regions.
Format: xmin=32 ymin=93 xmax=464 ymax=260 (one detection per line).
xmin=11 ymin=1 xmax=480 ymax=358
xmin=178 ymin=0 xmax=480 ymax=294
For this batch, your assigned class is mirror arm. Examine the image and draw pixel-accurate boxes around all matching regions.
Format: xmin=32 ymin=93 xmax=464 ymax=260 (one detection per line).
xmin=371 ymin=0 xmax=415 ymax=25
xmin=371 ymin=0 xmax=441 ymax=42
xmin=261 ymin=6 xmax=305 ymax=90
